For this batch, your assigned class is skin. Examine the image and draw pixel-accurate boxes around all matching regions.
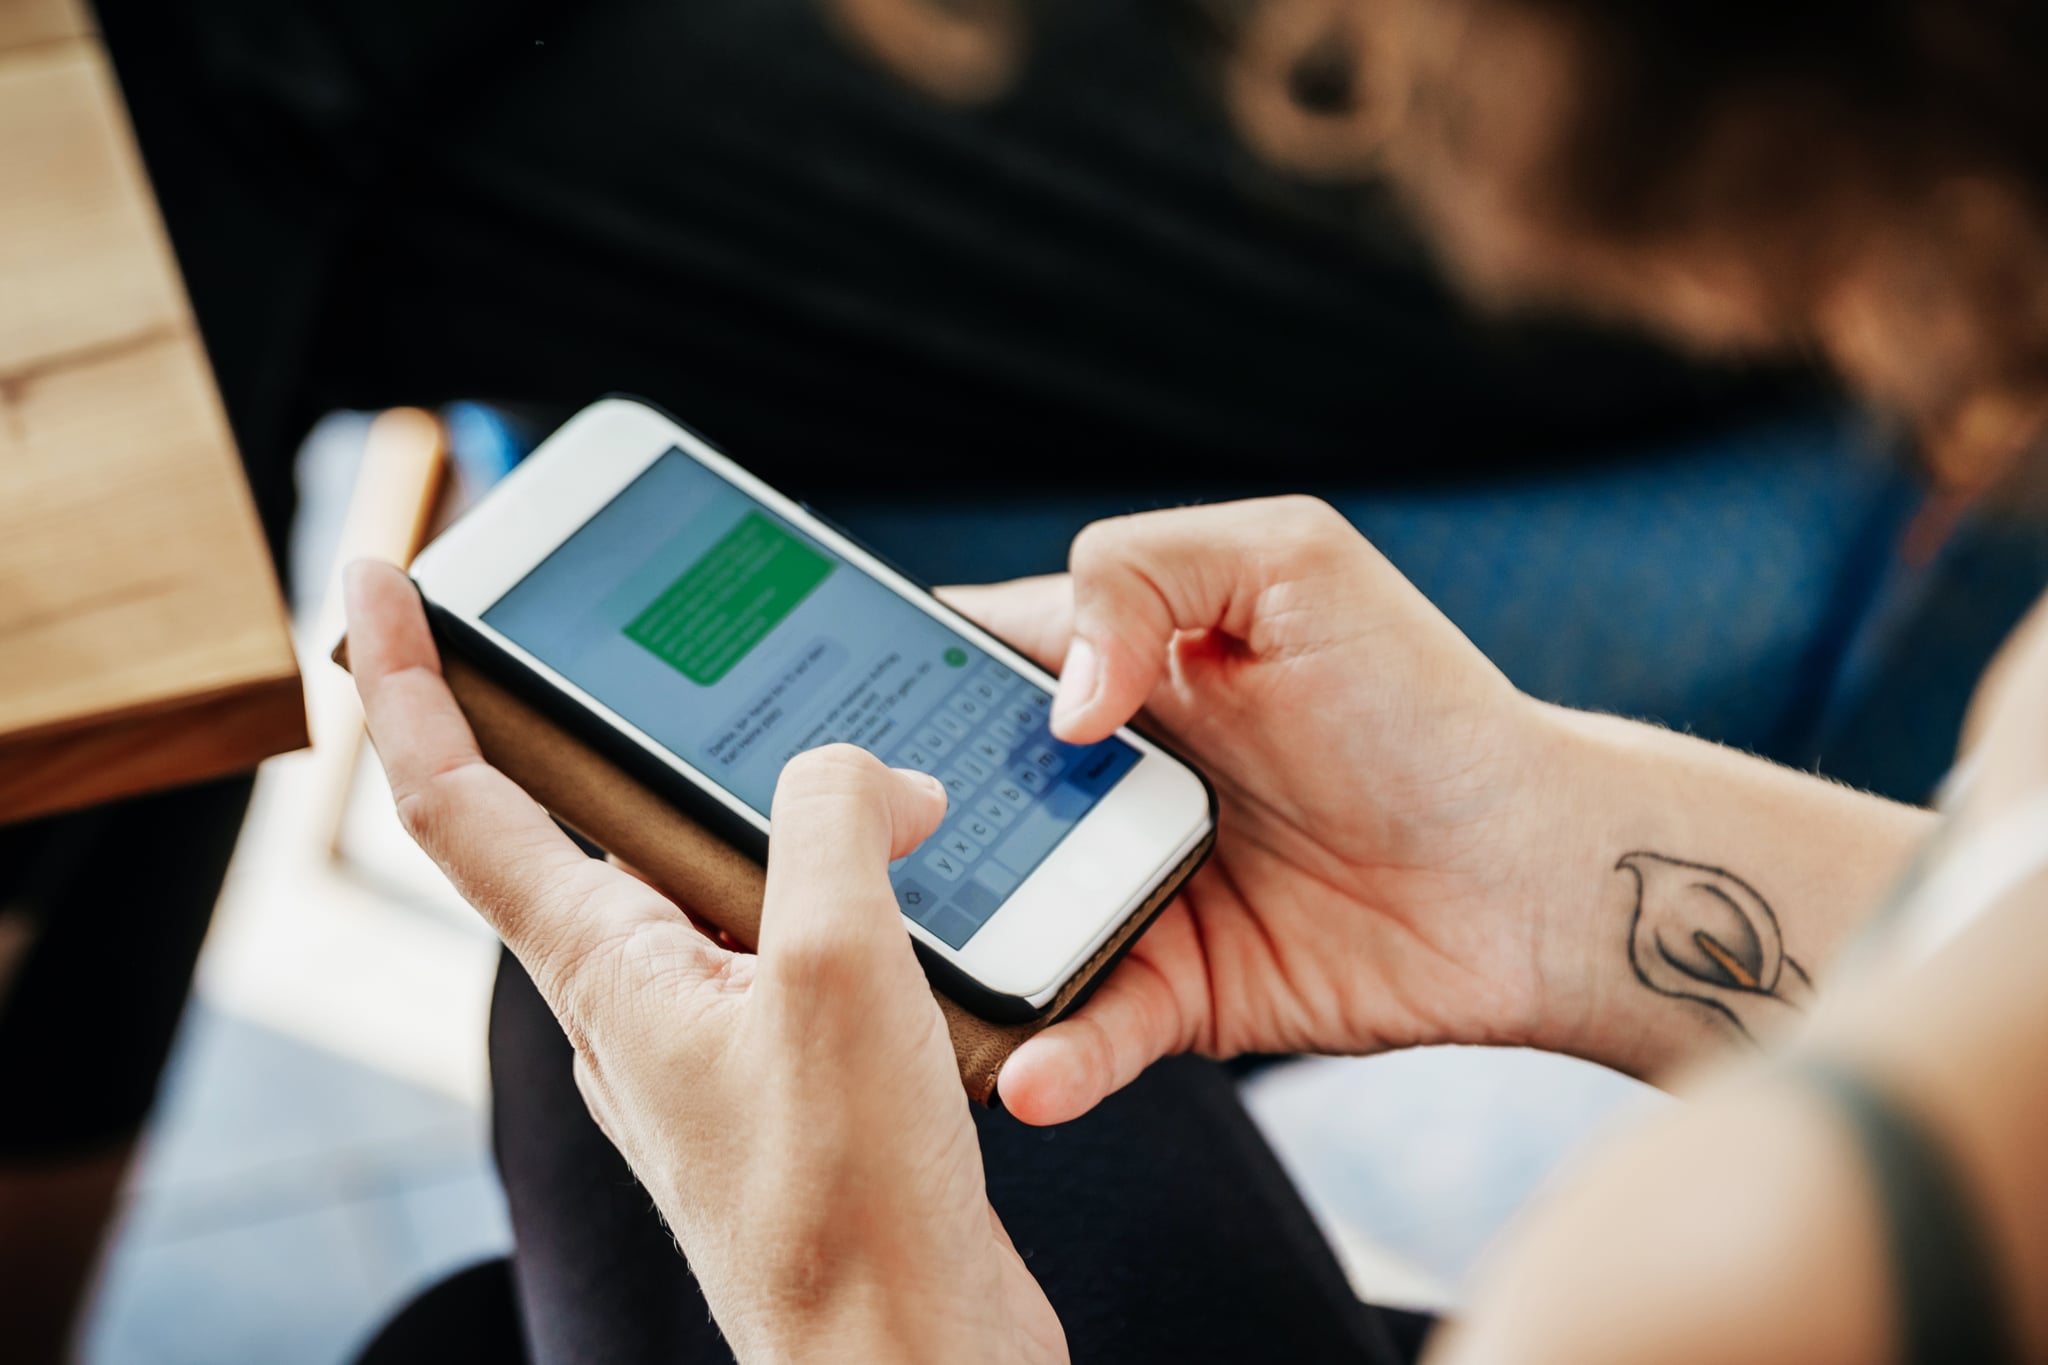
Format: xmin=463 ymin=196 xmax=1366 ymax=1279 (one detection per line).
xmin=346 ymin=562 xmax=1062 ymax=1365
xmin=944 ymin=497 xmax=1931 ymax=1119
xmin=347 ymin=485 xmax=1997 ymax=1362
xmin=1431 ymin=607 xmax=2048 ymax=1365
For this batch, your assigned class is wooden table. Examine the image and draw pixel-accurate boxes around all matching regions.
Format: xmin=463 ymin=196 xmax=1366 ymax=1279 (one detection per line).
xmin=0 ymin=0 xmax=307 ymax=824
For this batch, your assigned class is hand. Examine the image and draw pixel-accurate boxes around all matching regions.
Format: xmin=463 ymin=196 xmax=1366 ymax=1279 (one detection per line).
xmin=941 ymin=497 xmax=1569 ymax=1125
xmin=344 ymin=561 xmax=1064 ymax=1365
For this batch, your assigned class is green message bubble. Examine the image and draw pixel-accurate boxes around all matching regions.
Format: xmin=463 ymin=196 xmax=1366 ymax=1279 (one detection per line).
xmin=624 ymin=512 xmax=835 ymax=686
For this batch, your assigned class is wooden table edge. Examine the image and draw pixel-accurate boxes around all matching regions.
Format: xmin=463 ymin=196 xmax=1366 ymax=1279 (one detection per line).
xmin=0 ymin=671 xmax=308 ymax=823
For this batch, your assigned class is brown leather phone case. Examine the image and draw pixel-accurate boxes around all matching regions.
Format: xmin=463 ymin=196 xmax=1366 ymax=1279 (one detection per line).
xmin=334 ymin=639 xmax=1213 ymax=1104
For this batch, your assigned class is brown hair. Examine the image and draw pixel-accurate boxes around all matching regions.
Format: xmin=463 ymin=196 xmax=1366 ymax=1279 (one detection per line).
xmin=829 ymin=0 xmax=2048 ymax=489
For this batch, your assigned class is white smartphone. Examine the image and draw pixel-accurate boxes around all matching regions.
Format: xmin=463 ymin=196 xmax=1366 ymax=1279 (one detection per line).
xmin=408 ymin=398 xmax=1215 ymax=1022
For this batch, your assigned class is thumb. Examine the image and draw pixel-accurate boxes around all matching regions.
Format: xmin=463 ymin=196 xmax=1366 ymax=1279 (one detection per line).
xmin=755 ymin=745 xmax=948 ymax=1004
xmin=1051 ymin=497 xmax=1361 ymax=744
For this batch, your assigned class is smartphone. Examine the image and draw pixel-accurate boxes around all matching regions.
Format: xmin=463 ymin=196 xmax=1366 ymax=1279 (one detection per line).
xmin=408 ymin=398 xmax=1215 ymax=1022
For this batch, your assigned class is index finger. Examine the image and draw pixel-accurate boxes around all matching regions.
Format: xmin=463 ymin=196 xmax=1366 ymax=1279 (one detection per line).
xmin=344 ymin=560 xmax=685 ymax=1012
xmin=1054 ymin=497 xmax=1371 ymax=742
xmin=935 ymin=574 xmax=1074 ymax=673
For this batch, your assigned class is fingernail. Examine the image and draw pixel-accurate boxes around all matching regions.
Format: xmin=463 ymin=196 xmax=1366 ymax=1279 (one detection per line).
xmin=1051 ymin=638 xmax=1101 ymax=731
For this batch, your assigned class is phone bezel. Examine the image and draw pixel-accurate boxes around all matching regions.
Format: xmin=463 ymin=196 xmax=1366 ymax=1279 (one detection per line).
xmin=408 ymin=399 xmax=1214 ymax=1014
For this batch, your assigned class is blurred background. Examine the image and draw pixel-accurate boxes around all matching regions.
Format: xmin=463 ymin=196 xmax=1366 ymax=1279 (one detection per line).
xmin=7 ymin=0 xmax=2048 ymax=1360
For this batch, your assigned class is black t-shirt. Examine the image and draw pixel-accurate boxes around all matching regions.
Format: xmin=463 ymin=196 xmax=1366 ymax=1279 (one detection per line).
xmin=98 ymin=0 xmax=1812 ymax=546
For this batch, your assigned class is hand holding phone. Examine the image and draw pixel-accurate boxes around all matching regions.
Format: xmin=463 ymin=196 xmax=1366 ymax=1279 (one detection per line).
xmin=407 ymin=400 xmax=1214 ymax=1021
xmin=344 ymin=562 xmax=1064 ymax=1362
xmin=943 ymin=499 xmax=1570 ymax=1126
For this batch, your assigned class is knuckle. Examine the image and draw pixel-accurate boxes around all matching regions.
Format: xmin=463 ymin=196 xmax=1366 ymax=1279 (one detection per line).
xmin=392 ymin=780 xmax=454 ymax=857
xmin=390 ymin=758 xmax=490 ymax=859
xmin=1270 ymin=494 xmax=1348 ymax=541
xmin=1068 ymin=514 xmax=1138 ymax=577
xmin=1265 ymin=496 xmax=1360 ymax=573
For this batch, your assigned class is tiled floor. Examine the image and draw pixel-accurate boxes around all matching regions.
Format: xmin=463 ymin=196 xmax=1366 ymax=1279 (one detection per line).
xmin=1242 ymin=1047 xmax=1662 ymax=1306
xmin=82 ymin=1006 xmax=510 ymax=1365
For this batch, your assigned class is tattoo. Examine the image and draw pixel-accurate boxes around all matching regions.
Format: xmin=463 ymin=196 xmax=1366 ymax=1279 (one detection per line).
xmin=1616 ymin=852 xmax=1813 ymax=1044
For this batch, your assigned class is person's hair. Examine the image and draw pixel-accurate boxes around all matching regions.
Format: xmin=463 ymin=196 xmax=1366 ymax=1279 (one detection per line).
xmin=828 ymin=0 xmax=2048 ymax=489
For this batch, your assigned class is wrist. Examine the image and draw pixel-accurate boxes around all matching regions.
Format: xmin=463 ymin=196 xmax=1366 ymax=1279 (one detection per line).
xmin=1513 ymin=701 xmax=1783 ymax=1077
xmin=737 ymin=1292 xmax=933 ymax=1365
xmin=723 ymin=1255 xmax=1059 ymax=1365
xmin=1507 ymin=701 xmax=1671 ymax=1072
xmin=1512 ymin=701 xmax=1936 ymax=1081
xmin=724 ymin=1272 xmax=945 ymax=1365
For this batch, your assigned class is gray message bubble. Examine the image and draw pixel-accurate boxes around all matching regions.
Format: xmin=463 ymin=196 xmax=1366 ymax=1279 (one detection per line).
xmin=703 ymin=636 xmax=849 ymax=769
xmin=779 ymin=652 xmax=936 ymax=763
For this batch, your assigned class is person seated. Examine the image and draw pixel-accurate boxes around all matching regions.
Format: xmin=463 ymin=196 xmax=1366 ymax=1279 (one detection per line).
xmin=343 ymin=3 xmax=2048 ymax=1362
xmin=9 ymin=3 xmax=1884 ymax=1358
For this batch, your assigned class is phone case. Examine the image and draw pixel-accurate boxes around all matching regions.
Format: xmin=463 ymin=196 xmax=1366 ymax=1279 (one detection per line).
xmin=333 ymin=636 xmax=1215 ymax=1104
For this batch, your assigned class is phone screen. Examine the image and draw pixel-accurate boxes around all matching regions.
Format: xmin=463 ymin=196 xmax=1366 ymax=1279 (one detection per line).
xmin=482 ymin=449 xmax=1140 ymax=949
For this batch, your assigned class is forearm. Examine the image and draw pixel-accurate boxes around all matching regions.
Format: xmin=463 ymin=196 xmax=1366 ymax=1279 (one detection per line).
xmin=1437 ymin=850 xmax=2048 ymax=1365
xmin=1519 ymin=702 xmax=1936 ymax=1082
